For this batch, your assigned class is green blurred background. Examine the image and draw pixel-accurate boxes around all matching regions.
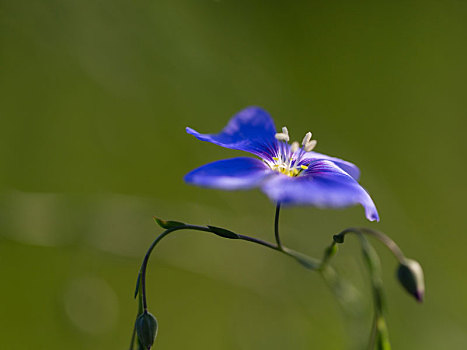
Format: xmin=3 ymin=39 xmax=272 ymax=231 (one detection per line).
xmin=1 ymin=0 xmax=466 ymax=349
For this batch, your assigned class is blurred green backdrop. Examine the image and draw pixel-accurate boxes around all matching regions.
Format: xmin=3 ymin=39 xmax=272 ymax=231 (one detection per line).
xmin=1 ymin=0 xmax=466 ymax=349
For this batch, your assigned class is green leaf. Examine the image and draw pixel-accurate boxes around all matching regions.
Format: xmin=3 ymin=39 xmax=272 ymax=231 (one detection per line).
xmin=324 ymin=243 xmax=338 ymax=260
xmin=285 ymin=249 xmax=320 ymax=270
xmin=376 ymin=316 xmax=391 ymax=350
xmin=153 ymin=217 xmax=185 ymax=229
xmin=360 ymin=237 xmax=382 ymax=277
xmin=134 ymin=273 xmax=141 ymax=298
xmin=207 ymin=226 xmax=239 ymax=239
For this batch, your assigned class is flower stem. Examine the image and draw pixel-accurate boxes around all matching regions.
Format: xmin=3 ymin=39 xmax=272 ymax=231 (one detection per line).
xmin=129 ymin=281 xmax=145 ymax=350
xmin=319 ymin=241 xmax=338 ymax=271
xmin=129 ymin=321 xmax=137 ymax=350
xmin=274 ymin=204 xmax=283 ymax=250
xmin=334 ymin=227 xmax=405 ymax=263
xmin=135 ymin=224 xmax=289 ymax=311
xmin=133 ymin=221 xmax=398 ymax=350
xmin=137 ymin=225 xmax=209 ymax=310
xmin=367 ymin=314 xmax=377 ymax=350
xmin=334 ymin=232 xmax=392 ymax=350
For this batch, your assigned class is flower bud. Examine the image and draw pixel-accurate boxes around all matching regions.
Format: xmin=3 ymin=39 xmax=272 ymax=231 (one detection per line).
xmin=136 ymin=311 xmax=158 ymax=349
xmin=396 ymin=258 xmax=425 ymax=302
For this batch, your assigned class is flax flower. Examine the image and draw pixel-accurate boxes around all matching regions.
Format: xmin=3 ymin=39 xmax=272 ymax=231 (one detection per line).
xmin=185 ymin=107 xmax=379 ymax=221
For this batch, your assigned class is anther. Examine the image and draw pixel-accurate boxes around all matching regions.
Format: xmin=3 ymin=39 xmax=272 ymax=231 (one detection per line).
xmin=304 ymin=140 xmax=317 ymax=152
xmin=291 ymin=141 xmax=299 ymax=153
xmin=275 ymin=133 xmax=289 ymax=142
xmin=302 ymin=132 xmax=312 ymax=146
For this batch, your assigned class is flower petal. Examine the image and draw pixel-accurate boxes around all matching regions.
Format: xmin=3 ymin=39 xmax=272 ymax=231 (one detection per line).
xmin=261 ymin=160 xmax=379 ymax=221
xmin=301 ymin=151 xmax=361 ymax=180
xmin=184 ymin=157 xmax=272 ymax=190
xmin=186 ymin=106 xmax=277 ymax=160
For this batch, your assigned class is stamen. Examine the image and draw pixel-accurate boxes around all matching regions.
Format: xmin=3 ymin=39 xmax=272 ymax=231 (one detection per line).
xmin=275 ymin=133 xmax=289 ymax=142
xmin=270 ymin=127 xmax=317 ymax=177
xmin=291 ymin=141 xmax=299 ymax=153
xmin=302 ymin=132 xmax=312 ymax=146
xmin=304 ymin=140 xmax=317 ymax=152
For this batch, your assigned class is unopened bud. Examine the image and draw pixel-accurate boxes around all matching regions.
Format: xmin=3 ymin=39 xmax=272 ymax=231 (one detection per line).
xmin=136 ymin=311 xmax=158 ymax=349
xmin=397 ymin=258 xmax=425 ymax=302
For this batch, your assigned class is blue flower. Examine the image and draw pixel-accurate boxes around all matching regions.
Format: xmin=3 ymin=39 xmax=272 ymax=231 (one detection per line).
xmin=184 ymin=107 xmax=379 ymax=222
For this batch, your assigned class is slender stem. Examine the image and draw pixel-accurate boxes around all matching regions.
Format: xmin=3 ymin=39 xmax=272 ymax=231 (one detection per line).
xmin=335 ymin=227 xmax=405 ymax=263
xmin=367 ymin=313 xmax=377 ymax=350
xmin=130 ymin=270 xmax=145 ymax=350
xmin=139 ymin=225 xmax=209 ymax=310
xmin=137 ymin=224 xmax=286 ymax=311
xmin=238 ymin=233 xmax=280 ymax=251
xmin=133 ymin=213 xmax=407 ymax=350
xmin=136 ymin=222 xmax=330 ymax=313
xmin=133 ymin=221 xmax=379 ymax=349
xmin=129 ymin=321 xmax=137 ymax=350
xmin=274 ymin=204 xmax=283 ymax=250
xmin=357 ymin=234 xmax=391 ymax=349
xmin=319 ymin=241 xmax=337 ymax=271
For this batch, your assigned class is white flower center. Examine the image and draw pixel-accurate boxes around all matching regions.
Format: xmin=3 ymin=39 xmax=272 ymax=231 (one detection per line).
xmin=264 ymin=126 xmax=318 ymax=177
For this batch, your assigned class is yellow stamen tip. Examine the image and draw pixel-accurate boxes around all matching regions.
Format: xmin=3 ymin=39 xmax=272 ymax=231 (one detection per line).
xmin=300 ymin=165 xmax=308 ymax=170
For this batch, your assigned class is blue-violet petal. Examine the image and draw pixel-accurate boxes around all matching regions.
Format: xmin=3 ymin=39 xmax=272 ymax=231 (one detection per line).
xmin=185 ymin=157 xmax=272 ymax=190
xmin=261 ymin=160 xmax=379 ymax=221
xmin=186 ymin=106 xmax=277 ymax=160
xmin=302 ymin=151 xmax=361 ymax=180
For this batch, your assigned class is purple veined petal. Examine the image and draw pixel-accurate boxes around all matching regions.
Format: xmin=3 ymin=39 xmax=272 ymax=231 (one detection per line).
xmin=261 ymin=160 xmax=379 ymax=222
xmin=186 ymin=106 xmax=278 ymax=161
xmin=184 ymin=157 xmax=273 ymax=190
xmin=301 ymin=151 xmax=361 ymax=180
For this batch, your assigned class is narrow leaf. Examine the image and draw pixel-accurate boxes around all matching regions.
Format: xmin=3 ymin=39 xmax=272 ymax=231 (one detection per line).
xmin=153 ymin=217 xmax=185 ymax=229
xmin=207 ymin=226 xmax=239 ymax=239
xmin=285 ymin=248 xmax=320 ymax=270
xmin=134 ymin=272 xmax=141 ymax=298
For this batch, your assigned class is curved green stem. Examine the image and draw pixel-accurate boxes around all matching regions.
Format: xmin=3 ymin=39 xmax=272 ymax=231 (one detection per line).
xmin=133 ymin=220 xmax=398 ymax=350
xmin=137 ymin=226 xmax=209 ymax=310
xmin=319 ymin=241 xmax=338 ymax=271
xmin=333 ymin=231 xmax=392 ymax=350
xmin=135 ymin=224 xmax=314 ymax=311
xmin=368 ymin=314 xmax=377 ymax=350
xmin=129 ymin=280 xmax=145 ymax=350
xmin=129 ymin=321 xmax=137 ymax=350
xmin=334 ymin=227 xmax=405 ymax=263
xmin=274 ymin=204 xmax=283 ymax=250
